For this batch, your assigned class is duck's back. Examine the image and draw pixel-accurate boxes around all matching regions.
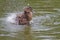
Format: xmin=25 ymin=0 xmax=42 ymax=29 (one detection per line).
xmin=16 ymin=14 xmax=29 ymax=25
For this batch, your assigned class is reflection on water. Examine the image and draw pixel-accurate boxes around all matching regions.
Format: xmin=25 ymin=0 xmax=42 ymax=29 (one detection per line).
xmin=0 ymin=0 xmax=60 ymax=40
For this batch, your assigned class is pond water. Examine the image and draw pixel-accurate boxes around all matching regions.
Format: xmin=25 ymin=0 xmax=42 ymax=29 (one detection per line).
xmin=0 ymin=0 xmax=60 ymax=40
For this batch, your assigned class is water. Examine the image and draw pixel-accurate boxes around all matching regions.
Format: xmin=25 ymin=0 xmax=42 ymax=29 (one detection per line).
xmin=0 ymin=0 xmax=60 ymax=40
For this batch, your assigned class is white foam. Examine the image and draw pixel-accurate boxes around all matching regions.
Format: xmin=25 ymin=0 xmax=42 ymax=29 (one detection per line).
xmin=6 ymin=13 xmax=17 ymax=24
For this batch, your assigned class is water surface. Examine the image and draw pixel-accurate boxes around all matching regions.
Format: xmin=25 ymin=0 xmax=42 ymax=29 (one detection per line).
xmin=0 ymin=0 xmax=60 ymax=40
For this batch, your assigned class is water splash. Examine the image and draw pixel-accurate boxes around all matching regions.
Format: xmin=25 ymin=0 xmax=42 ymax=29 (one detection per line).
xmin=0 ymin=11 xmax=59 ymax=32
xmin=6 ymin=13 xmax=17 ymax=24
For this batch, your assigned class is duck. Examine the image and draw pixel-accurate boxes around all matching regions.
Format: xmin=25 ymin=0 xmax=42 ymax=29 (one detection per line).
xmin=16 ymin=6 xmax=33 ymax=25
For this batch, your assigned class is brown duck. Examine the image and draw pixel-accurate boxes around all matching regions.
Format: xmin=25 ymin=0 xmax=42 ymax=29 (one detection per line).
xmin=16 ymin=6 xmax=33 ymax=25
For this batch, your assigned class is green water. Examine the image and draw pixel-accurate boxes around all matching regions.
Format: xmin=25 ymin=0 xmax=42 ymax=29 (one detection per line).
xmin=0 ymin=0 xmax=60 ymax=40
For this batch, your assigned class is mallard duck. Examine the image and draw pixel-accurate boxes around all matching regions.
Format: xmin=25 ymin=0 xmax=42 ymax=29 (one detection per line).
xmin=16 ymin=6 xmax=33 ymax=25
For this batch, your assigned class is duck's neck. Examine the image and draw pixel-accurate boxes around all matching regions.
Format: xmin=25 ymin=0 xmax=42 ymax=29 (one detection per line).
xmin=24 ymin=11 xmax=32 ymax=21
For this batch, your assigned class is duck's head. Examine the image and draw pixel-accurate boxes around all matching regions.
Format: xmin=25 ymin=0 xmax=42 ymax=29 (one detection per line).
xmin=23 ymin=6 xmax=33 ymax=21
xmin=24 ymin=6 xmax=32 ymax=13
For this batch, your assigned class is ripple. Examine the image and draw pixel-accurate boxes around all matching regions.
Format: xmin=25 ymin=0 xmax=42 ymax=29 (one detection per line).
xmin=53 ymin=8 xmax=60 ymax=12
xmin=37 ymin=11 xmax=54 ymax=14
xmin=31 ymin=15 xmax=51 ymax=31
xmin=0 ymin=33 xmax=16 ymax=37
xmin=35 ymin=36 xmax=56 ymax=39
xmin=54 ymin=22 xmax=60 ymax=25
xmin=52 ymin=32 xmax=60 ymax=34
